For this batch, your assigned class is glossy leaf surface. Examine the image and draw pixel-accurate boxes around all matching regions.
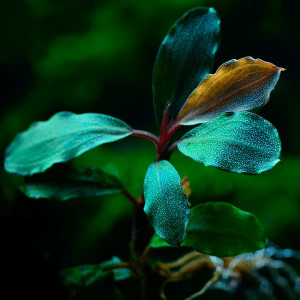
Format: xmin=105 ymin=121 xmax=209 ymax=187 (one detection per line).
xmin=144 ymin=160 xmax=189 ymax=246
xmin=153 ymin=7 xmax=220 ymax=122
xmin=178 ymin=57 xmax=283 ymax=125
xmin=182 ymin=202 xmax=265 ymax=257
xmin=21 ymin=165 xmax=123 ymax=201
xmin=5 ymin=112 xmax=132 ymax=175
xmin=178 ymin=112 xmax=281 ymax=174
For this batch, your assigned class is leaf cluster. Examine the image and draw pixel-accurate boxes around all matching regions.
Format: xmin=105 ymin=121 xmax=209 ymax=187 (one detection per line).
xmin=3 ymin=6 xmax=284 ymax=298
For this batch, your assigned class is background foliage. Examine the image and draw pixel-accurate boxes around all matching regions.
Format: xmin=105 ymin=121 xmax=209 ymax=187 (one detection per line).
xmin=0 ymin=0 xmax=299 ymax=299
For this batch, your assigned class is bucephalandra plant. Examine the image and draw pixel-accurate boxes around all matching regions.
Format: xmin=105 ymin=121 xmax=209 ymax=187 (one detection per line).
xmin=4 ymin=7 xmax=286 ymax=299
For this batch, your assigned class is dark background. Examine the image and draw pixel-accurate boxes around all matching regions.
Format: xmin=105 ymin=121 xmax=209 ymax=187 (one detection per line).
xmin=0 ymin=0 xmax=299 ymax=299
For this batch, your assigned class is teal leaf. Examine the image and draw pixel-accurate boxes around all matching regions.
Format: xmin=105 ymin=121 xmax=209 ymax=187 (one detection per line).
xmin=4 ymin=112 xmax=133 ymax=175
xmin=182 ymin=202 xmax=265 ymax=257
xmin=61 ymin=256 xmax=131 ymax=288
xmin=20 ymin=165 xmax=123 ymax=201
xmin=143 ymin=160 xmax=189 ymax=246
xmin=178 ymin=112 xmax=281 ymax=174
xmin=152 ymin=7 xmax=220 ymax=122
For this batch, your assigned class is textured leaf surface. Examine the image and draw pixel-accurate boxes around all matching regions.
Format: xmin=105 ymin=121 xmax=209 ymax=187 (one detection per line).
xmin=21 ymin=165 xmax=123 ymax=201
xmin=144 ymin=160 xmax=189 ymax=246
xmin=61 ymin=256 xmax=131 ymax=288
xmin=178 ymin=57 xmax=283 ymax=125
xmin=178 ymin=112 xmax=281 ymax=174
xmin=182 ymin=202 xmax=265 ymax=257
xmin=153 ymin=7 xmax=220 ymax=122
xmin=5 ymin=112 xmax=132 ymax=175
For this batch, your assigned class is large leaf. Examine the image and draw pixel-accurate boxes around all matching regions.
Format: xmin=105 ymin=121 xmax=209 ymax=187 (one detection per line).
xmin=143 ymin=160 xmax=189 ymax=246
xmin=178 ymin=57 xmax=283 ymax=125
xmin=4 ymin=112 xmax=133 ymax=175
xmin=20 ymin=165 xmax=123 ymax=201
xmin=182 ymin=202 xmax=265 ymax=257
xmin=149 ymin=202 xmax=265 ymax=257
xmin=152 ymin=7 xmax=220 ymax=122
xmin=178 ymin=112 xmax=281 ymax=174
xmin=61 ymin=257 xmax=131 ymax=296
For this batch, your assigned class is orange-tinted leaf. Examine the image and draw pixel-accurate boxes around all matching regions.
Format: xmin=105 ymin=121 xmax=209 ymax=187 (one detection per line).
xmin=178 ymin=57 xmax=284 ymax=125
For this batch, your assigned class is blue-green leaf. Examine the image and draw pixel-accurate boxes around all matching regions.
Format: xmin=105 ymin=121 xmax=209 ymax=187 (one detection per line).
xmin=152 ymin=7 xmax=220 ymax=122
xmin=20 ymin=165 xmax=123 ymax=201
xmin=4 ymin=112 xmax=133 ymax=175
xmin=178 ymin=112 xmax=281 ymax=174
xmin=144 ymin=160 xmax=189 ymax=246
xmin=182 ymin=202 xmax=265 ymax=257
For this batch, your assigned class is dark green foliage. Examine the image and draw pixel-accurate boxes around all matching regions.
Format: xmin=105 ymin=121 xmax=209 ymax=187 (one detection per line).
xmin=152 ymin=7 xmax=220 ymax=122
xmin=150 ymin=202 xmax=265 ymax=257
xmin=143 ymin=160 xmax=189 ymax=246
xmin=20 ymin=165 xmax=123 ymax=201
xmin=182 ymin=202 xmax=265 ymax=256
xmin=61 ymin=256 xmax=131 ymax=296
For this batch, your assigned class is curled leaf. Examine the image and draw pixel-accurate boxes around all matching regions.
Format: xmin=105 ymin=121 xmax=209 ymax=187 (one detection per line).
xmin=4 ymin=112 xmax=133 ymax=175
xmin=178 ymin=57 xmax=284 ymax=125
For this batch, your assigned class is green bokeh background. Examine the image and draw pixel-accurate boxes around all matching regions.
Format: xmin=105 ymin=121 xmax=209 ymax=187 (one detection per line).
xmin=1 ymin=0 xmax=299 ymax=299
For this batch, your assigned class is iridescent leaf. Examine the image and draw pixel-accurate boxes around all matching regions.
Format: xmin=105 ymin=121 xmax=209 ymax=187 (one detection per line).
xmin=178 ymin=57 xmax=284 ymax=125
xmin=143 ymin=160 xmax=189 ymax=246
xmin=153 ymin=7 xmax=220 ymax=122
xmin=178 ymin=112 xmax=281 ymax=174
xmin=4 ymin=112 xmax=133 ymax=175
xmin=20 ymin=165 xmax=123 ymax=201
xmin=183 ymin=202 xmax=265 ymax=257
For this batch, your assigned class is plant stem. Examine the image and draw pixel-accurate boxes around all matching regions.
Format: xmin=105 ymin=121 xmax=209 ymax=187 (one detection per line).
xmin=156 ymin=120 xmax=181 ymax=161
xmin=122 ymin=189 xmax=138 ymax=208
xmin=132 ymin=130 xmax=159 ymax=147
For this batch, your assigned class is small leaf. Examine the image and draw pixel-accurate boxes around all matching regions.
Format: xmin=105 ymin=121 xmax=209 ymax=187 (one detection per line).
xmin=20 ymin=164 xmax=123 ymax=201
xmin=149 ymin=233 xmax=173 ymax=248
xmin=182 ymin=202 xmax=265 ymax=257
xmin=178 ymin=57 xmax=284 ymax=125
xmin=153 ymin=7 xmax=220 ymax=122
xmin=61 ymin=257 xmax=131 ymax=288
xmin=178 ymin=112 xmax=281 ymax=174
xmin=144 ymin=160 xmax=189 ymax=246
xmin=4 ymin=112 xmax=133 ymax=175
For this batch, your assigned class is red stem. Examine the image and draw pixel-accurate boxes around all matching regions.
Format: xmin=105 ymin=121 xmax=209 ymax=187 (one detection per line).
xmin=132 ymin=130 xmax=159 ymax=147
xmin=166 ymin=140 xmax=179 ymax=155
xmin=156 ymin=118 xmax=181 ymax=161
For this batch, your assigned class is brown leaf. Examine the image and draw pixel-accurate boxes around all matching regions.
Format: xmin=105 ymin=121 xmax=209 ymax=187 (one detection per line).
xmin=177 ymin=57 xmax=284 ymax=125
